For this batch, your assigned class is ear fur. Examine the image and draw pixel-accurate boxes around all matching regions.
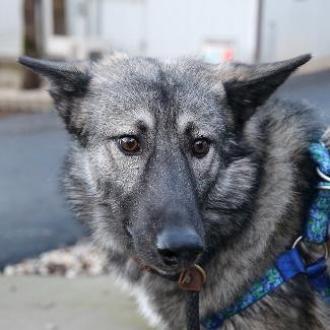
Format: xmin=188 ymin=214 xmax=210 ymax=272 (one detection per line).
xmin=18 ymin=56 xmax=91 ymax=96
xmin=223 ymin=54 xmax=311 ymax=125
xmin=18 ymin=56 xmax=91 ymax=144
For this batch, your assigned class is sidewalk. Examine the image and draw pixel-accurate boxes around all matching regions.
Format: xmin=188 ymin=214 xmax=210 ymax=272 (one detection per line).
xmin=0 ymin=276 xmax=151 ymax=330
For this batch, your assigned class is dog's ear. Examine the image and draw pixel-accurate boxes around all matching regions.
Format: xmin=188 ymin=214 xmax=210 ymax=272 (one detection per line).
xmin=223 ymin=54 xmax=311 ymax=125
xmin=18 ymin=56 xmax=91 ymax=144
xmin=18 ymin=56 xmax=91 ymax=97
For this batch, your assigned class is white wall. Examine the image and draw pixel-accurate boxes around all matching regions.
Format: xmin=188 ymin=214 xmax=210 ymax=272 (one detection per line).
xmin=0 ymin=0 xmax=23 ymax=58
xmin=2 ymin=0 xmax=330 ymax=66
xmin=101 ymin=0 xmax=146 ymax=55
xmin=260 ymin=0 xmax=330 ymax=62
xmin=92 ymin=0 xmax=258 ymax=62
xmin=145 ymin=0 xmax=259 ymax=62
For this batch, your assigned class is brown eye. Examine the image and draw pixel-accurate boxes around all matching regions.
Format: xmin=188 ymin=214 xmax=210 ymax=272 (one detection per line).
xmin=119 ymin=136 xmax=141 ymax=154
xmin=192 ymin=138 xmax=210 ymax=158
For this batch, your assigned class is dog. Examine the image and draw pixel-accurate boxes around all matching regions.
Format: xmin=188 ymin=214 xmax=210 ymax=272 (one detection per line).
xmin=19 ymin=54 xmax=329 ymax=329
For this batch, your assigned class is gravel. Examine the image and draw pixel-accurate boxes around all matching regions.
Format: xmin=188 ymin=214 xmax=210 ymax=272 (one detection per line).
xmin=2 ymin=240 xmax=110 ymax=278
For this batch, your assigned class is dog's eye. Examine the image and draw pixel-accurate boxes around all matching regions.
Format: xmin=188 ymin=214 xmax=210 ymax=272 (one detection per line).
xmin=192 ymin=138 xmax=210 ymax=158
xmin=119 ymin=136 xmax=141 ymax=154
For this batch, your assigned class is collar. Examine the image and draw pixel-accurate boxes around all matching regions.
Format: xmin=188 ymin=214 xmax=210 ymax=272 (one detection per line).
xmin=132 ymin=249 xmax=212 ymax=288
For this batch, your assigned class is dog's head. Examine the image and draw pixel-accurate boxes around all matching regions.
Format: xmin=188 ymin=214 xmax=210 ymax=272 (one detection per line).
xmin=19 ymin=54 xmax=310 ymax=274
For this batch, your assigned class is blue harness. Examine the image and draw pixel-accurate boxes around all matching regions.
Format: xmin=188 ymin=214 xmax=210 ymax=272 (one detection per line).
xmin=201 ymin=142 xmax=330 ymax=330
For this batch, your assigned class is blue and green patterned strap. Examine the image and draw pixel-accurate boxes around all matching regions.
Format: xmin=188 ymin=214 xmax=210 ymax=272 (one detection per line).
xmin=304 ymin=143 xmax=330 ymax=244
xmin=201 ymin=248 xmax=315 ymax=330
xmin=307 ymin=257 xmax=330 ymax=304
xmin=201 ymin=248 xmax=330 ymax=330
xmin=200 ymin=266 xmax=284 ymax=330
xmin=309 ymin=142 xmax=330 ymax=175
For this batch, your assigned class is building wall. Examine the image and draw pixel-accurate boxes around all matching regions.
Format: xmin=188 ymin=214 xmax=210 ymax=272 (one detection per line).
xmin=20 ymin=0 xmax=330 ymax=68
xmin=0 ymin=0 xmax=23 ymax=59
xmin=145 ymin=0 xmax=259 ymax=62
xmin=86 ymin=0 xmax=259 ymax=62
xmin=260 ymin=0 xmax=330 ymax=62
xmin=101 ymin=0 xmax=146 ymax=55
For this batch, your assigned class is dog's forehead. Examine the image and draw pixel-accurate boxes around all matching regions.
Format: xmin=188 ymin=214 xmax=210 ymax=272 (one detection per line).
xmin=89 ymin=57 xmax=224 ymax=135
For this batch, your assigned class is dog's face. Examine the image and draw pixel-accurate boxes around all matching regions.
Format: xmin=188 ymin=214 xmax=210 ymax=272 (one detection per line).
xmin=20 ymin=54 xmax=310 ymax=274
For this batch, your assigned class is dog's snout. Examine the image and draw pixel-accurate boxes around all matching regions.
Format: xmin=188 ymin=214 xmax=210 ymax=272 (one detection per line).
xmin=156 ymin=227 xmax=204 ymax=267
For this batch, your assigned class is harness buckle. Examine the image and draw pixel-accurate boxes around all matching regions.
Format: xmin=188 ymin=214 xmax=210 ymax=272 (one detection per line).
xmin=292 ymin=235 xmax=329 ymax=260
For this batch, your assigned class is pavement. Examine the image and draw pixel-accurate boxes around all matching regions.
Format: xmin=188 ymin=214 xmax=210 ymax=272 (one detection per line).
xmin=278 ymin=70 xmax=330 ymax=123
xmin=0 ymin=276 xmax=151 ymax=330
xmin=0 ymin=70 xmax=329 ymax=270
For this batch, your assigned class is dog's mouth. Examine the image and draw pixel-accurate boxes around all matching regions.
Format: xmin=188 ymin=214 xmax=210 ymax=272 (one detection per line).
xmin=126 ymin=223 xmax=205 ymax=275
xmin=132 ymin=255 xmax=196 ymax=278
xmin=132 ymin=248 xmax=205 ymax=278
xmin=132 ymin=254 xmax=208 ymax=293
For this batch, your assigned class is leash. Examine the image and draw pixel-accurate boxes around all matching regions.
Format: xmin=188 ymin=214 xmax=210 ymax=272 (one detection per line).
xmin=185 ymin=291 xmax=201 ymax=330
xmin=178 ymin=265 xmax=207 ymax=330
xmin=133 ymin=257 xmax=207 ymax=330
xmin=134 ymin=140 xmax=330 ymax=330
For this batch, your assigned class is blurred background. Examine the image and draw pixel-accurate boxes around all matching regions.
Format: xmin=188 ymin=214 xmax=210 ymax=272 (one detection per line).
xmin=0 ymin=1 xmax=330 ymax=329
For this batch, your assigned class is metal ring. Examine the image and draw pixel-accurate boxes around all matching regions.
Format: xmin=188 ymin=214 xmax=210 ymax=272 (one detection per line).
xmin=194 ymin=264 xmax=207 ymax=283
xmin=292 ymin=235 xmax=329 ymax=260
xmin=292 ymin=235 xmax=304 ymax=249
xmin=316 ymin=167 xmax=330 ymax=182
xmin=318 ymin=183 xmax=330 ymax=190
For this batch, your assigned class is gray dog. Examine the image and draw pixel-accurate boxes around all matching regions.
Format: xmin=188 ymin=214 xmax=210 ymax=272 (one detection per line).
xmin=19 ymin=54 xmax=329 ymax=329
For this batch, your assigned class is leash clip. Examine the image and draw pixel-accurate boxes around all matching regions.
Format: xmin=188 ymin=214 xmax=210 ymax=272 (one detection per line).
xmin=178 ymin=264 xmax=207 ymax=292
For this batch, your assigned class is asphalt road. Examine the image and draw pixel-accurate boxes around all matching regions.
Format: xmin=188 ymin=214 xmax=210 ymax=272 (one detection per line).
xmin=0 ymin=70 xmax=329 ymax=268
xmin=278 ymin=70 xmax=330 ymax=123
xmin=0 ymin=113 xmax=86 ymax=269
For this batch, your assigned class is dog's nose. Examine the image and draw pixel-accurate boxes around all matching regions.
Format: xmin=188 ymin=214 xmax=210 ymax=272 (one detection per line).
xmin=156 ymin=227 xmax=204 ymax=266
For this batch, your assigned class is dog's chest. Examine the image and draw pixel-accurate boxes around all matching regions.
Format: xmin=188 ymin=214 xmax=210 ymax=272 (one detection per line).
xmin=133 ymin=286 xmax=165 ymax=328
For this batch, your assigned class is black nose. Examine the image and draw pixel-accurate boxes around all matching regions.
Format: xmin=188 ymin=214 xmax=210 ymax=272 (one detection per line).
xmin=156 ymin=227 xmax=204 ymax=266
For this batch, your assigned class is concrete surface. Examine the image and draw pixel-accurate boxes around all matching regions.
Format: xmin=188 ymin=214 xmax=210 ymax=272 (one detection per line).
xmin=0 ymin=276 xmax=151 ymax=330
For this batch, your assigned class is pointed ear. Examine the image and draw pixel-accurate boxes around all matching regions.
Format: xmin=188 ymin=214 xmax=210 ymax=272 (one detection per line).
xmin=223 ymin=54 xmax=311 ymax=125
xmin=18 ymin=56 xmax=91 ymax=96
xmin=18 ymin=56 xmax=92 ymax=145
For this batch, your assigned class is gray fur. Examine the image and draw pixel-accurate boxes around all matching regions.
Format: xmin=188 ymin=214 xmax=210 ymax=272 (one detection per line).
xmin=19 ymin=54 xmax=330 ymax=329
